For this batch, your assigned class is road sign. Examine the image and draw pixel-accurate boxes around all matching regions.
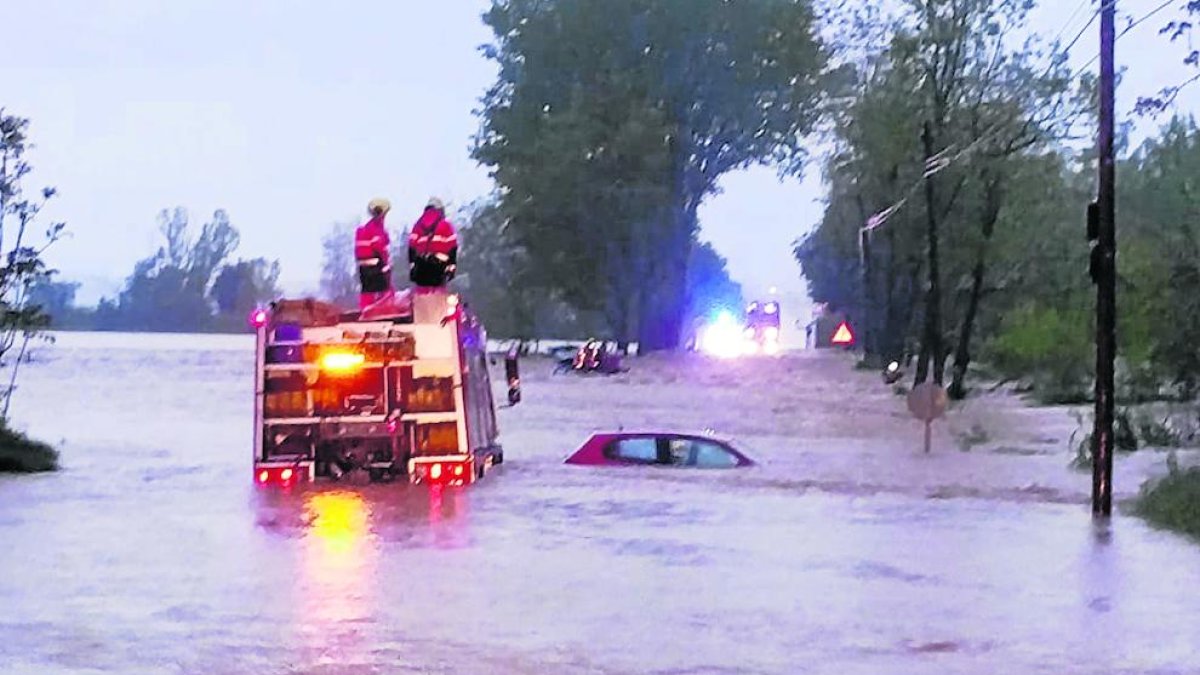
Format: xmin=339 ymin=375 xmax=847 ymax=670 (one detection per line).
xmin=907 ymin=383 xmax=948 ymax=453
xmin=831 ymin=321 xmax=854 ymax=346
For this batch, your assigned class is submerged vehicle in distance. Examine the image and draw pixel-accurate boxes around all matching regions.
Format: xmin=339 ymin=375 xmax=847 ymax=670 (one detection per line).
xmin=743 ymin=300 xmax=781 ymax=355
xmin=251 ymin=289 xmax=506 ymax=488
xmin=565 ymin=432 xmax=755 ymax=469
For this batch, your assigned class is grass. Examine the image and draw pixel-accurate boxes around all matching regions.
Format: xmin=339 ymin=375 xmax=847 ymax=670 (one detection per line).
xmin=0 ymin=423 xmax=59 ymax=473
xmin=1133 ymin=465 xmax=1200 ymax=541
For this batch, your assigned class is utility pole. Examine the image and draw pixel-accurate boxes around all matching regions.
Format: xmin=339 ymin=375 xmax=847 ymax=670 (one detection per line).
xmin=859 ymin=225 xmax=872 ymax=360
xmin=1091 ymin=0 xmax=1117 ymax=517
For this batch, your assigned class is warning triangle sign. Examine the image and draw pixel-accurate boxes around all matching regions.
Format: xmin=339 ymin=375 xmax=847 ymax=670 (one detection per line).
xmin=831 ymin=321 xmax=855 ymax=345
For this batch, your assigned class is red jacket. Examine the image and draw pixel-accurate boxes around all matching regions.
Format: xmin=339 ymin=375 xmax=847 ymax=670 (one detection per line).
xmin=408 ymin=209 xmax=458 ymax=262
xmin=355 ymin=216 xmax=391 ymax=267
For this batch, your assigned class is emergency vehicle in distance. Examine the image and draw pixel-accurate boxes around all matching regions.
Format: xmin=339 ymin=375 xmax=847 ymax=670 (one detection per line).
xmin=743 ymin=299 xmax=781 ymax=355
xmin=251 ymin=289 xmax=505 ymax=488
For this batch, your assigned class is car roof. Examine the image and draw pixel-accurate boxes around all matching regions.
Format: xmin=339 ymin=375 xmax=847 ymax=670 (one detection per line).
xmin=588 ymin=431 xmax=737 ymax=444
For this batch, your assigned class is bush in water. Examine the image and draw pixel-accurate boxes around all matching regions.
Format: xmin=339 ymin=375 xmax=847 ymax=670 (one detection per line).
xmin=0 ymin=422 xmax=58 ymax=473
xmin=1134 ymin=465 xmax=1200 ymax=541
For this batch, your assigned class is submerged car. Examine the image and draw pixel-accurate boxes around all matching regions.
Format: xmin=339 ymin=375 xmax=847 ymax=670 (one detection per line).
xmin=565 ymin=432 xmax=755 ymax=469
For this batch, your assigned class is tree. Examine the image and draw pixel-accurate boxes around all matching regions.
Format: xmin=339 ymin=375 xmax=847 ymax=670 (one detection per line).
xmin=1138 ymin=5 xmax=1200 ymax=116
xmin=454 ymin=199 xmax=599 ymax=340
xmin=801 ymin=0 xmax=1087 ymax=394
xmin=210 ymin=258 xmax=282 ymax=327
xmin=1118 ymin=116 xmax=1200 ymax=395
xmin=0 ymin=110 xmax=66 ymax=421
xmin=476 ymin=0 xmax=828 ymax=350
xmin=26 ymin=279 xmax=79 ymax=323
xmin=320 ymin=221 xmax=360 ymax=308
xmin=97 ymin=208 xmax=261 ymax=332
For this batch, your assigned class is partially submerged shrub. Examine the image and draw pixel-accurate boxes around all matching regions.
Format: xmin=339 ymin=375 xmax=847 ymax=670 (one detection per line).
xmin=1134 ymin=466 xmax=1200 ymax=540
xmin=0 ymin=423 xmax=58 ymax=473
xmin=1130 ymin=409 xmax=1184 ymax=448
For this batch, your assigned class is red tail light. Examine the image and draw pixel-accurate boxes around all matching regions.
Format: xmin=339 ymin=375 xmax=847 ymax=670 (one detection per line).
xmin=415 ymin=459 xmax=471 ymax=487
xmin=255 ymin=466 xmax=301 ymax=487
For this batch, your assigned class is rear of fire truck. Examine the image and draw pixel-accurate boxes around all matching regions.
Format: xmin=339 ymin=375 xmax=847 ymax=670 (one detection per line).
xmin=251 ymin=290 xmax=502 ymax=488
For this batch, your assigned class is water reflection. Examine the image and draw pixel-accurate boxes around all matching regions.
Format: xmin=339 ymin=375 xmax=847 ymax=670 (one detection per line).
xmin=305 ymin=491 xmax=373 ymax=556
xmin=296 ymin=491 xmax=378 ymax=664
xmin=426 ymin=486 xmax=472 ymax=550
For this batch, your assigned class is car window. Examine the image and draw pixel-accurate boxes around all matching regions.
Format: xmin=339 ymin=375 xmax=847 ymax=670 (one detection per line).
xmin=691 ymin=440 xmax=739 ymax=468
xmin=608 ymin=438 xmax=658 ymax=463
xmin=666 ymin=438 xmax=692 ymax=466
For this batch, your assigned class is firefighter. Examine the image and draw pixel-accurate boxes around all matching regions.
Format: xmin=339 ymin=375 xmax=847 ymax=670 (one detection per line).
xmin=356 ymin=198 xmax=393 ymax=309
xmin=408 ymin=197 xmax=459 ymax=287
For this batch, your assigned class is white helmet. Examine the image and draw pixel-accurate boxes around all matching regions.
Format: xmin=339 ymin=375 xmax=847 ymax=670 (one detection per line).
xmin=426 ymin=196 xmax=445 ymax=212
xmin=367 ymin=198 xmax=391 ymax=216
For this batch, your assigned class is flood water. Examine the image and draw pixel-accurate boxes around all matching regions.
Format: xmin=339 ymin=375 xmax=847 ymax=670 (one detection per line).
xmin=2 ymin=333 xmax=1198 ymax=674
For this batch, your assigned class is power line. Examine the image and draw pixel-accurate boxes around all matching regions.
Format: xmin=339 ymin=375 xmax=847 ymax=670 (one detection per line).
xmin=1053 ymin=0 xmax=1096 ymax=47
xmin=1061 ymin=1 xmax=1108 ymax=57
xmin=1076 ymin=0 xmax=1175 ymax=74
xmin=862 ymin=0 xmax=1119 ymax=231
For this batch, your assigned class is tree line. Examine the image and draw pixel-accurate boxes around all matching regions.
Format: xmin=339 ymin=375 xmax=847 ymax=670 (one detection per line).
xmin=37 ymin=208 xmax=281 ymax=333
xmin=797 ymin=0 xmax=1200 ymax=403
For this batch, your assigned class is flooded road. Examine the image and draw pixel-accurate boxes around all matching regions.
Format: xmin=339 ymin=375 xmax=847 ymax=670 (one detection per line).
xmin=2 ymin=333 xmax=1199 ymax=674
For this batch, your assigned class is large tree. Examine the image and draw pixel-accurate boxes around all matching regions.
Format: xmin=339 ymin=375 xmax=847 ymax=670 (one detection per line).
xmin=475 ymin=0 xmax=828 ymax=350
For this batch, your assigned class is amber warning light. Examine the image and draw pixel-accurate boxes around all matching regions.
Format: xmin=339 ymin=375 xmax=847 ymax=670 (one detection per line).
xmin=320 ymin=351 xmax=366 ymax=374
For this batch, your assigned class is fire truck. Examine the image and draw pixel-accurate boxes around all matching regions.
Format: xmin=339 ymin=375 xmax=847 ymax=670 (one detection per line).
xmin=743 ymin=300 xmax=781 ymax=355
xmin=251 ymin=289 xmax=506 ymax=488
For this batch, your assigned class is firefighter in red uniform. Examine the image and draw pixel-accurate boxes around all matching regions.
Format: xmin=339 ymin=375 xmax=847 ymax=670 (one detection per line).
xmin=408 ymin=197 xmax=459 ymax=287
xmin=355 ymin=198 xmax=393 ymax=309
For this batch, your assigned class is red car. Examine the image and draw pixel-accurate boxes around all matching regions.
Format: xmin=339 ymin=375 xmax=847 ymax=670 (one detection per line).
xmin=565 ymin=432 xmax=755 ymax=469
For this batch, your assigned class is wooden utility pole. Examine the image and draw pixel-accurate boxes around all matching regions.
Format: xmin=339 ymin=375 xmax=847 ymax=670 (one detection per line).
xmin=859 ymin=225 xmax=872 ymax=359
xmin=1092 ymin=0 xmax=1117 ymax=517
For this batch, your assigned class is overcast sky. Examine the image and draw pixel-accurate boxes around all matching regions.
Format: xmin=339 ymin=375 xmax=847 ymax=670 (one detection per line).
xmin=4 ymin=0 xmax=1197 ymax=315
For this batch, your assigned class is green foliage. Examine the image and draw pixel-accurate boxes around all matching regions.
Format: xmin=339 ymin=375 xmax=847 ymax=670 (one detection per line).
xmin=92 ymin=208 xmax=280 ymax=332
xmin=1118 ymin=117 xmax=1200 ymax=396
xmin=209 ymin=258 xmax=281 ymax=330
xmin=475 ymin=0 xmax=827 ymax=349
xmin=319 ymin=221 xmax=359 ymax=308
xmin=452 ymin=199 xmax=599 ymax=339
xmin=0 ymin=109 xmax=66 ymax=423
xmin=984 ymin=304 xmax=1093 ymax=404
xmin=797 ymin=0 xmax=1088 ymax=388
xmin=1134 ymin=467 xmax=1200 ymax=541
xmin=1130 ymin=409 xmax=1184 ymax=448
xmin=0 ymin=420 xmax=57 ymax=473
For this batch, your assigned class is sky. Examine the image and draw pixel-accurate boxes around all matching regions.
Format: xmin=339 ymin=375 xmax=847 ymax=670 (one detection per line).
xmin=3 ymin=0 xmax=1198 ymax=320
